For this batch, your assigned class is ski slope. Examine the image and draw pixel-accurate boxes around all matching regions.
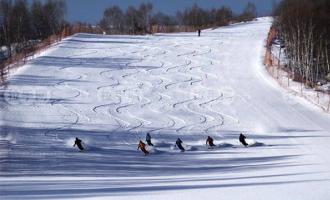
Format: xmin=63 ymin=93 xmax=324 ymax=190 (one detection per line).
xmin=1 ymin=17 xmax=330 ymax=199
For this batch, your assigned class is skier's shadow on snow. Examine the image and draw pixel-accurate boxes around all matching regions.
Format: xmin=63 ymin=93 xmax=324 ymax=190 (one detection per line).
xmin=30 ymin=56 xmax=158 ymax=71
xmin=0 ymin=124 xmax=312 ymax=176
xmin=65 ymin=38 xmax=142 ymax=44
xmin=5 ymin=74 xmax=87 ymax=87
xmin=1 ymin=172 xmax=328 ymax=199
xmin=73 ymin=33 xmax=150 ymax=40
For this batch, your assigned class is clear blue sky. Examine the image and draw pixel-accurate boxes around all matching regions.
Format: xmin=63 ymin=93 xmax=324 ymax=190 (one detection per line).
xmin=30 ymin=0 xmax=281 ymax=24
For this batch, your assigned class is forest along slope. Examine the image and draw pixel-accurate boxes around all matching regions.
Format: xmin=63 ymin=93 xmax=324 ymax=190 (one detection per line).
xmin=1 ymin=17 xmax=330 ymax=199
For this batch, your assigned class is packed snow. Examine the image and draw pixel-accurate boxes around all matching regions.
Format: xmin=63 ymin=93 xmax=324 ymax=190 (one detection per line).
xmin=1 ymin=17 xmax=330 ymax=199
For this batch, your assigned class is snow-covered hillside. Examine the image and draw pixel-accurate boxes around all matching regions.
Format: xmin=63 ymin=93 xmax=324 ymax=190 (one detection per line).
xmin=1 ymin=17 xmax=330 ymax=199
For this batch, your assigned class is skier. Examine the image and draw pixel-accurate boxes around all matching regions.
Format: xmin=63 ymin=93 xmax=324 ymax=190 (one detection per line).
xmin=239 ymin=133 xmax=248 ymax=147
xmin=146 ymin=133 xmax=154 ymax=146
xmin=206 ymin=136 xmax=216 ymax=148
xmin=137 ymin=140 xmax=149 ymax=156
xmin=73 ymin=137 xmax=84 ymax=151
xmin=198 ymin=29 xmax=201 ymax=37
xmin=176 ymin=138 xmax=185 ymax=152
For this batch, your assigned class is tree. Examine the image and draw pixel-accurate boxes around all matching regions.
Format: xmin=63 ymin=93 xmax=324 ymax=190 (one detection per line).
xmin=9 ymin=0 xmax=32 ymax=52
xmin=99 ymin=3 xmax=153 ymax=34
xmin=99 ymin=6 xmax=124 ymax=34
xmin=175 ymin=11 xmax=183 ymax=26
xmin=238 ymin=2 xmax=257 ymax=22
xmin=138 ymin=2 xmax=152 ymax=33
xmin=125 ymin=6 xmax=140 ymax=34
xmin=151 ymin=12 xmax=176 ymax=26
xmin=0 ymin=0 xmax=67 ymax=61
xmin=181 ymin=4 xmax=208 ymax=27
xmin=31 ymin=0 xmax=45 ymax=39
xmin=0 ymin=0 xmax=13 ymax=56
xmin=213 ymin=6 xmax=233 ymax=26
xmin=274 ymin=0 xmax=330 ymax=85
xmin=43 ymin=0 xmax=66 ymax=36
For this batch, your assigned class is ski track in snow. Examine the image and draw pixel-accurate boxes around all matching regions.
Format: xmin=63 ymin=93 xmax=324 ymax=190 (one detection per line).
xmin=1 ymin=19 xmax=330 ymax=200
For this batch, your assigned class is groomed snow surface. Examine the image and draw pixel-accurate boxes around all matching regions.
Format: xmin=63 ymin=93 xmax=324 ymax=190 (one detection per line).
xmin=1 ymin=17 xmax=330 ymax=199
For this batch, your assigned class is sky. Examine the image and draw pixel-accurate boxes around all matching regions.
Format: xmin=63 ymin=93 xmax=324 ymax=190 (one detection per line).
xmin=29 ymin=0 xmax=281 ymax=24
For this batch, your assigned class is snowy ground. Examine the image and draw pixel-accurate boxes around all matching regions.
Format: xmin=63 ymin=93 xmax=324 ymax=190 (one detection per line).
xmin=1 ymin=17 xmax=330 ymax=199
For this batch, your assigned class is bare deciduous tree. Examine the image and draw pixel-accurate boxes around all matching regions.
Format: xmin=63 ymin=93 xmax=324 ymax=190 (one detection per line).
xmin=274 ymin=0 xmax=330 ymax=87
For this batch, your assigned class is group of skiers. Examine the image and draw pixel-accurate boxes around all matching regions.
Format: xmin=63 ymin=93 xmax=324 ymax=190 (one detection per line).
xmin=72 ymin=31 xmax=254 ymax=155
xmin=73 ymin=132 xmax=250 ymax=155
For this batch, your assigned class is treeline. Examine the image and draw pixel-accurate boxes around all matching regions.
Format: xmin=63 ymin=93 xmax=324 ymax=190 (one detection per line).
xmin=0 ymin=1 xmax=259 ymax=55
xmin=99 ymin=3 xmax=153 ymax=34
xmin=0 ymin=0 xmax=66 ymax=57
xmin=273 ymin=0 xmax=330 ymax=85
xmin=99 ymin=2 xmax=257 ymax=34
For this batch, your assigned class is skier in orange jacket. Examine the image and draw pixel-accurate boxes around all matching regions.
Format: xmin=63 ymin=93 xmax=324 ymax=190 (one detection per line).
xmin=137 ymin=140 xmax=149 ymax=156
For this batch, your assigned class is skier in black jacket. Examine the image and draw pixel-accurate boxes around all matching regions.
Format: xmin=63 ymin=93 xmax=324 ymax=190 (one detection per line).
xmin=73 ymin=137 xmax=84 ymax=151
xmin=176 ymin=138 xmax=185 ymax=152
xmin=206 ymin=136 xmax=216 ymax=148
xmin=239 ymin=133 xmax=248 ymax=147
xmin=146 ymin=133 xmax=154 ymax=146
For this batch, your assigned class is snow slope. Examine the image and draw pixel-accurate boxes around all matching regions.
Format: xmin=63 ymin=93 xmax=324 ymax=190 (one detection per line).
xmin=1 ymin=17 xmax=330 ymax=199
